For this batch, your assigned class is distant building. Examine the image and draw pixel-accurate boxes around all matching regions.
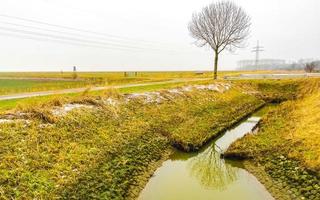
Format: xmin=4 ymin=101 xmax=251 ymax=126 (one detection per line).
xmin=237 ymin=59 xmax=286 ymax=70
xmin=237 ymin=58 xmax=320 ymax=71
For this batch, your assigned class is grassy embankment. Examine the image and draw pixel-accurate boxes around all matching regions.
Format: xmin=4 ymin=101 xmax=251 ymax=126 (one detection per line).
xmin=0 ymin=72 xmax=214 ymax=111
xmin=0 ymin=80 xmax=211 ymax=113
xmin=0 ymin=79 xmax=270 ymax=199
xmin=225 ymin=79 xmax=320 ymax=200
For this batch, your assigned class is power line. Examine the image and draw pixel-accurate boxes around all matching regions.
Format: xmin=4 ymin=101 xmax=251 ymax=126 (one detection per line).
xmin=0 ymin=25 xmax=177 ymax=52
xmin=0 ymin=20 xmax=197 ymax=54
xmin=0 ymin=31 xmax=144 ymax=52
xmin=0 ymin=27 xmax=196 ymax=55
xmin=0 ymin=15 xmax=199 ymax=54
xmin=0 ymin=26 xmax=161 ymax=50
xmin=0 ymin=14 xmax=176 ymax=47
xmin=0 ymin=21 xmax=156 ymax=47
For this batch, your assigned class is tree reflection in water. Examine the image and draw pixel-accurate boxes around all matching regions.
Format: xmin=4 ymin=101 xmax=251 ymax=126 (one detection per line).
xmin=187 ymin=144 xmax=238 ymax=191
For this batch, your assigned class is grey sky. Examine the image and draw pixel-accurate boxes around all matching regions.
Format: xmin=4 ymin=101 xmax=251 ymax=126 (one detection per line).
xmin=0 ymin=0 xmax=319 ymax=72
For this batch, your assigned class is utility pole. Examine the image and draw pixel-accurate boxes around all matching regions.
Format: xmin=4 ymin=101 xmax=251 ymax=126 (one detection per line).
xmin=251 ymin=41 xmax=264 ymax=70
xmin=72 ymin=66 xmax=77 ymax=79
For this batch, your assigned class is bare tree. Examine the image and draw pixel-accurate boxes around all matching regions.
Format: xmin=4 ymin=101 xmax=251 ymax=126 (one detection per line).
xmin=188 ymin=1 xmax=251 ymax=79
xmin=304 ymin=62 xmax=316 ymax=73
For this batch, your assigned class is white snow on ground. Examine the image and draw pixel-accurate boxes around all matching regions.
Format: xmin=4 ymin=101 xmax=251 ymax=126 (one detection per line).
xmin=0 ymin=119 xmax=30 ymax=124
xmin=167 ymin=88 xmax=183 ymax=95
xmin=0 ymin=119 xmax=13 ymax=124
xmin=125 ymin=91 xmax=167 ymax=104
xmin=105 ymin=98 xmax=118 ymax=106
xmin=51 ymin=104 xmax=94 ymax=116
xmin=0 ymin=83 xmax=232 ymax=122
xmin=124 ymin=83 xmax=231 ymax=104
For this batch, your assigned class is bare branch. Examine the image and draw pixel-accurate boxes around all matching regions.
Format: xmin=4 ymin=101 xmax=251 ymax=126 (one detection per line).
xmin=188 ymin=1 xmax=251 ymax=79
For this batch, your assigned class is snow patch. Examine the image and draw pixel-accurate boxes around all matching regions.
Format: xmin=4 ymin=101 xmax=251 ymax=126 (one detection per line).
xmin=52 ymin=104 xmax=94 ymax=116
xmin=124 ymin=83 xmax=232 ymax=104
xmin=105 ymin=98 xmax=118 ymax=106
xmin=0 ymin=119 xmax=31 ymax=124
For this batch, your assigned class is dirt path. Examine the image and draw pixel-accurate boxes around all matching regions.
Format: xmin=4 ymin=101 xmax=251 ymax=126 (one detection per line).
xmin=0 ymin=78 xmax=210 ymax=101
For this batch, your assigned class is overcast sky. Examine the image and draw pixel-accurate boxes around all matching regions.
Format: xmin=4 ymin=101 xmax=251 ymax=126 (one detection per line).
xmin=0 ymin=0 xmax=319 ymax=72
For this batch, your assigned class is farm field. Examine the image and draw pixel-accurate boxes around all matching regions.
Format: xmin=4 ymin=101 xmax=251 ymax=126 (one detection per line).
xmin=0 ymin=70 xmax=275 ymax=79
xmin=0 ymin=79 xmax=91 ymax=95
xmin=0 ymin=70 xmax=304 ymax=96
xmin=0 ymin=76 xmax=169 ymax=96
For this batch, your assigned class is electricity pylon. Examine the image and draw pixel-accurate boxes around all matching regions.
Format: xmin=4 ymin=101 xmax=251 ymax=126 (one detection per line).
xmin=251 ymin=41 xmax=264 ymax=70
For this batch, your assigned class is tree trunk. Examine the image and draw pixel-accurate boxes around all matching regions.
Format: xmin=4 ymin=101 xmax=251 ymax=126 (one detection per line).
xmin=214 ymin=51 xmax=219 ymax=80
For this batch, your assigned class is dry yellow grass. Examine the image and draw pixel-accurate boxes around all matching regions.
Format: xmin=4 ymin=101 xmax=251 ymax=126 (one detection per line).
xmin=226 ymin=78 xmax=320 ymax=172
xmin=288 ymin=92 xmax=320 ymax=170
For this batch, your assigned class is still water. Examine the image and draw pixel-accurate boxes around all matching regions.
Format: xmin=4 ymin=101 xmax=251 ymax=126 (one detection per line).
xmin=138 ymin=115 xmax=274 ymax=200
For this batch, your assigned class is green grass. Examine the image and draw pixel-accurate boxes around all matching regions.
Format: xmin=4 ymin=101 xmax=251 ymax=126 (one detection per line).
xmin=0 ymin=79 xmax=91 ymax=95
xmin=0 ymin=77 xmax=174 ymax=96
xmin=0 ymin=72 xmax=200 ymax=96
xmin=0 ymin=71 xmax=211 ymax=79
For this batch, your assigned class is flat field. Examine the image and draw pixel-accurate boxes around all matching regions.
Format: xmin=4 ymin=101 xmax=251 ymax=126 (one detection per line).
xmin=0 ymin=70 xmax=295 ymax=96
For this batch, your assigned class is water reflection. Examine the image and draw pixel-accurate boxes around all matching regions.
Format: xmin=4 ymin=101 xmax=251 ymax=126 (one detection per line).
xmin=188 ymin=143 xmax=238 ymax=190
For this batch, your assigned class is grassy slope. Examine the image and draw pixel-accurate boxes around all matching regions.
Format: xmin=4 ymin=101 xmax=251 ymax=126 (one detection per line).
xmin=226 ymin=79 xmax=320 ymax=172
xmin=148 ymin=88 xmax=264 ymax=151
xmin=0 ymin=82 xmax=265 ymax=199
xmin=0 ymin=80 xmax=210 ymax=113
xmin=0 ymin=103 xmax=170 ymax=199
xmin=224 ymin=79 xmax=320 ymax=200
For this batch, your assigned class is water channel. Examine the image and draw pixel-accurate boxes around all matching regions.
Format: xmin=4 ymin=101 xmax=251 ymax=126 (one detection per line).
xmin=139 ymin=110 xmax=274 ymax=200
